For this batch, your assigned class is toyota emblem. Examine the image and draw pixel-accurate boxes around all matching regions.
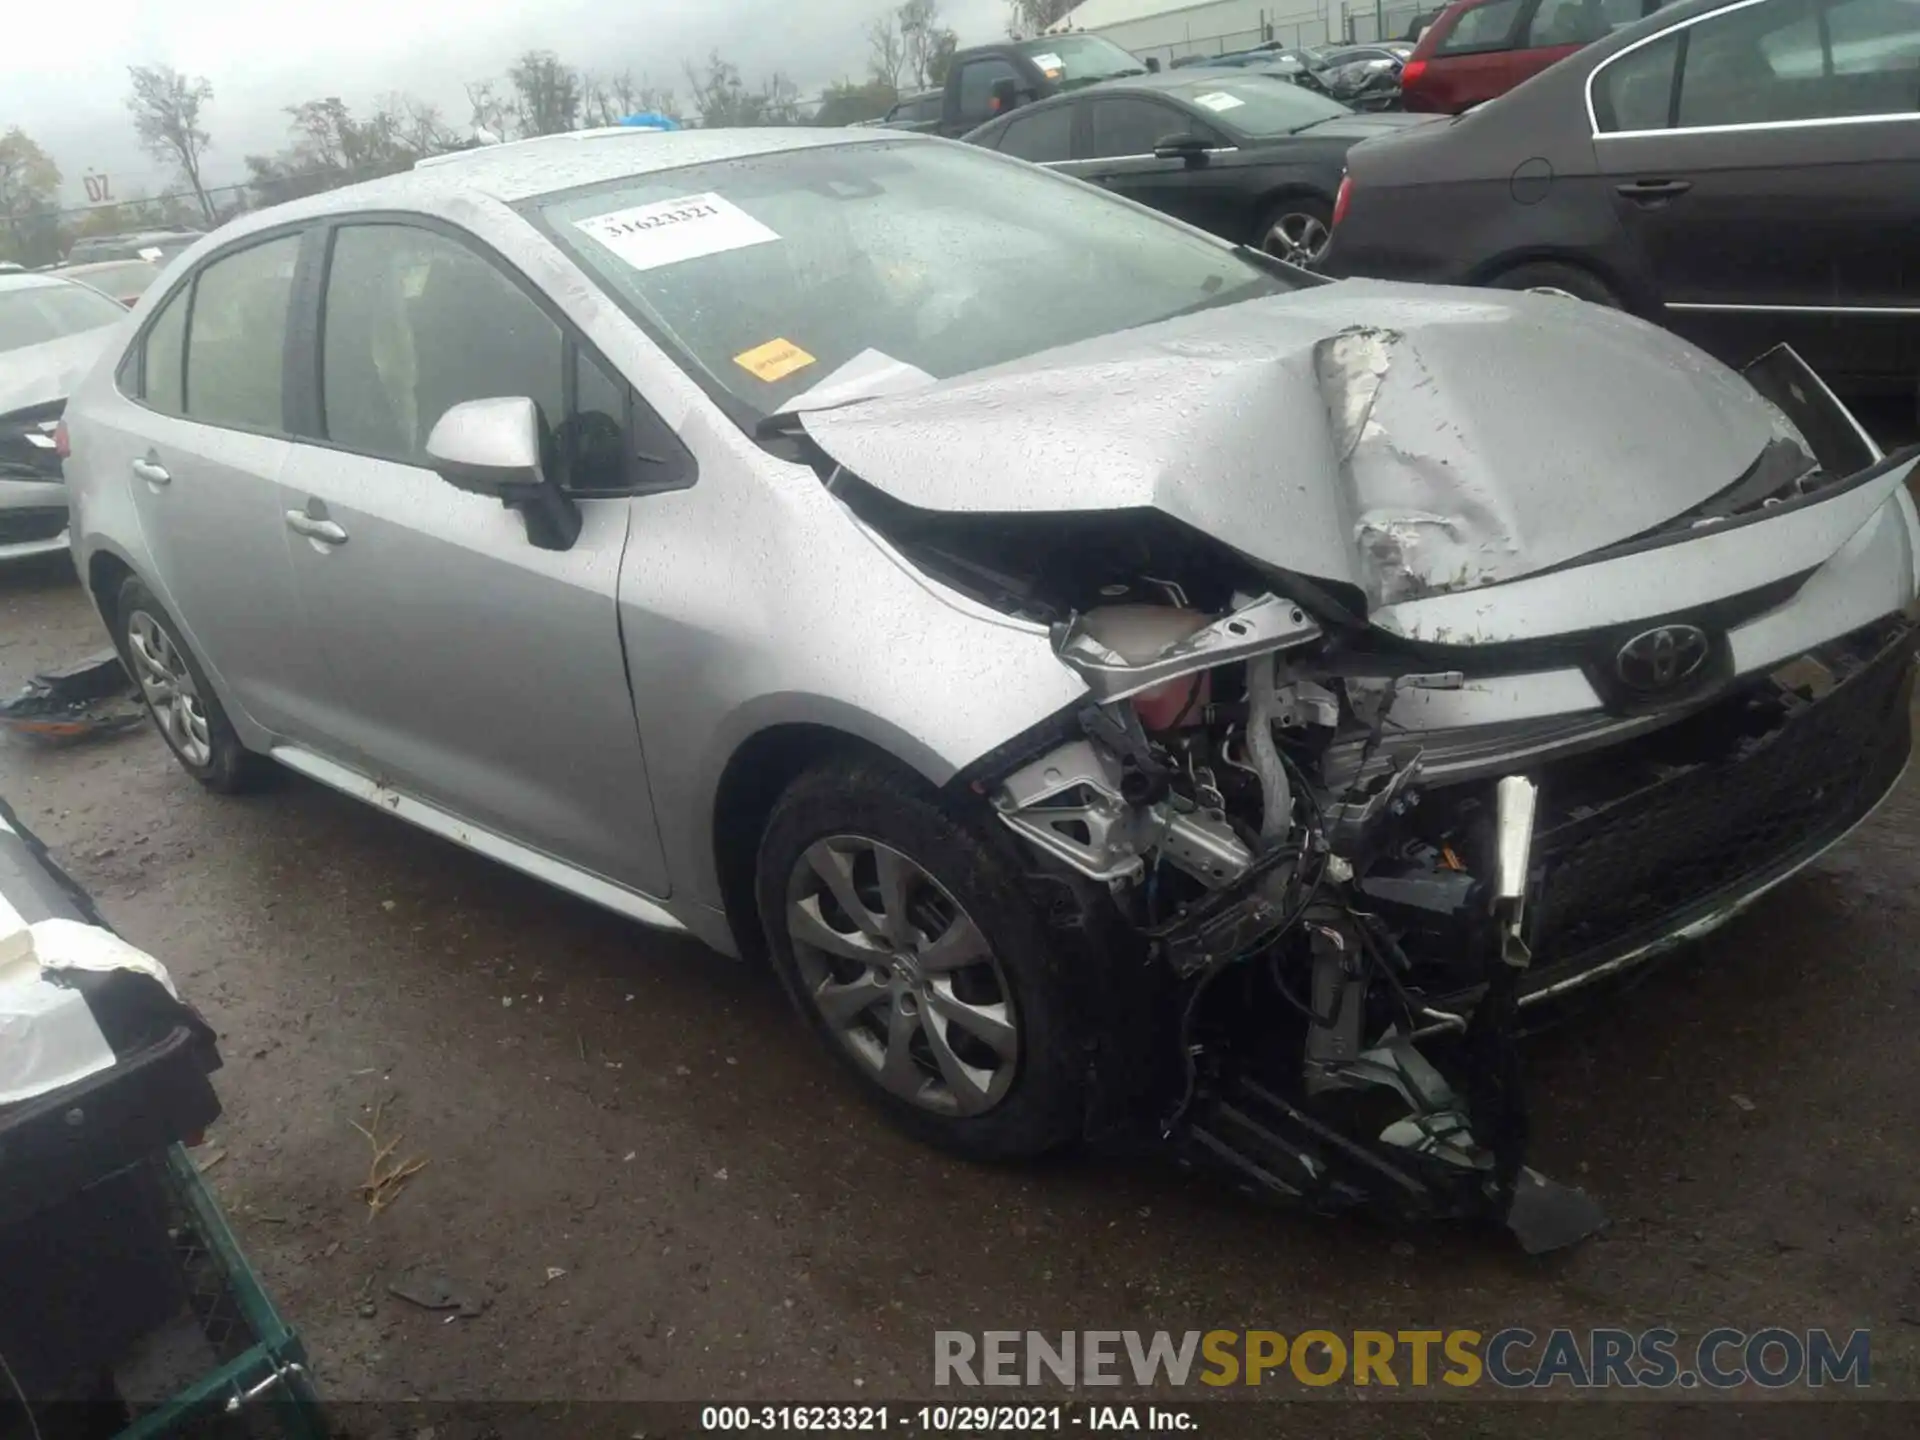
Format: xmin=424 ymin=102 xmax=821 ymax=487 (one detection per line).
xmin=1615 ymin=624 xmax=1710 ymax=692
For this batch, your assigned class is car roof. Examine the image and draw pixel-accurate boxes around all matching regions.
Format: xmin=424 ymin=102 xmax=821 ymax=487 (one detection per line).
xmin=0 ymin=270 xmax=84 ymax=294
xmin=994 ymin=66 xmax=1265 ymax=113
xmin=65 ymin=258 xmax=159 ymax=275
xmin=202 ymin=127 xmax=918 ymax=254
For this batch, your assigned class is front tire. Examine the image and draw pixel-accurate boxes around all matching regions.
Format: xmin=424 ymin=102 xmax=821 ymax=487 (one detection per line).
xmin=756 ymin=756 xmax=1084 ymax=1160
xmin=114 ymin=577 xmax=271 ymax=793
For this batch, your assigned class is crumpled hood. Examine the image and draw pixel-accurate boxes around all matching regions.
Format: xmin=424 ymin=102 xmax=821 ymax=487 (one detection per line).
xmin=0 ymin=327 xmax=119 ymax=418
xmin=800 ymin=283 xmax=1793 ymax=610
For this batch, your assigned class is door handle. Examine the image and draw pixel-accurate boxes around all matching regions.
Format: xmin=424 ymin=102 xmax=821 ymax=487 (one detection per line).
xmin=285 ymin=510 xmax=349 ymax=546
xmin=131 ymin=455 xmax=170 ymax=486
xmin=1616 ymin=178 xmax=1693 ymax=203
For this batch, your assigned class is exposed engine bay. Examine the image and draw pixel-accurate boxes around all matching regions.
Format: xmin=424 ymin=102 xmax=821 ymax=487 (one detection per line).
xmin=822 ymin=466 xmax=1917 ymax=1253
xmin=784 ymin=335 xmax=1920 ymax=1252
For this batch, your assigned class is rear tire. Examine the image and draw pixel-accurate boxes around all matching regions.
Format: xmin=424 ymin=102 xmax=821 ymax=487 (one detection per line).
xmin=113 ymin=577 xmax=272 ymax=794
xmin=1490 ymin=260 xmax=1622 ymax=308
xmin=755 ymin=755 xmax=1084 ymax=1161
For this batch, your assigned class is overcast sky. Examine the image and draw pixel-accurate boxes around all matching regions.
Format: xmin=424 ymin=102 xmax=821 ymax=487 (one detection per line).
xmin=3 ymin=0 xmax=1014 ymax=207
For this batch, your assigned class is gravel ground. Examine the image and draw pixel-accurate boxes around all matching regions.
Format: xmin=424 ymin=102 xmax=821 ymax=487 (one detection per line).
xmin=3 ymin=493 xmax=1918 ymax=1435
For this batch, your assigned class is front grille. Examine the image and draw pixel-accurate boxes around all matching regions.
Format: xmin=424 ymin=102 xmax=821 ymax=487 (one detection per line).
xmin=1529 ymin=629 xmax=1914 ymax=967
xmin=0 ymin=507 xmax=69 ymax=546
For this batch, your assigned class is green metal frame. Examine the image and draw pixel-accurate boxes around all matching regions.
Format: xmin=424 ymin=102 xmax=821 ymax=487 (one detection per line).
xmin=115 ymin=1145 xmax=325 ymax=1440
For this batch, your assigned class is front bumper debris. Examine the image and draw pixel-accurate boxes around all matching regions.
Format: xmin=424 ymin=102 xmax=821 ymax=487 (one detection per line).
xmin=990 ymin=605 xmax=1912 ymax=1251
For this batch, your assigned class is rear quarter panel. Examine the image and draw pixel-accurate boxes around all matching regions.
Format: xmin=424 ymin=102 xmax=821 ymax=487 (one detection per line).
xmin=1325 ymin=71 xmax=1649 ymax=304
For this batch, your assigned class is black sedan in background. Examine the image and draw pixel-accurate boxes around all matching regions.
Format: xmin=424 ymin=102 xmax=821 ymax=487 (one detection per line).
xmin=965 ymin=70 xmax=1431 ymax=266
xmin=1323 ymin=0 xmax=1920 ymax=402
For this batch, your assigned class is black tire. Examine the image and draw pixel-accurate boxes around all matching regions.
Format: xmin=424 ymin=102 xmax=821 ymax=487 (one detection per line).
xmin=756 ymin=755 xmax=1084 ymax=1161
xmin=1490 ymin=260 xmax=1622 ymax=308
xmin=1254 ymin=195 xmax=1335 ymax=269
xmin=113 ymin=577 xmax=272 ymax=794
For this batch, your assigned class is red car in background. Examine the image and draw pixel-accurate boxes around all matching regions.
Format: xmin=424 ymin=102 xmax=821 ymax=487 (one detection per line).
xmin=1399 ymin=0 xmax=1673 ymax=112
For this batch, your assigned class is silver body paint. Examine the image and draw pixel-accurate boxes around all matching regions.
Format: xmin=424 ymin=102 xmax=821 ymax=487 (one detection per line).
xmin=56 ymin=127 xmax=1920 ymax=967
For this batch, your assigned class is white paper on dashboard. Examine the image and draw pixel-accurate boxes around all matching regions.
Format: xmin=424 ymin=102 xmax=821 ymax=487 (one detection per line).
xmin=778 ymin=349 xmax=938 ymax=414
xmin=573 ymin=193 xmax=780 ymax=272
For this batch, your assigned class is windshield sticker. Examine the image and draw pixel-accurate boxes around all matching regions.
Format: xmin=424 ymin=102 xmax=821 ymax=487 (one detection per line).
xmin=574 ymin=193 xmax=779 ymax=272
xmin=734 ymin=338 xmax=817 ymax=384
xmin=1192 ymin=91 xmax=1246 ymax=112
xmin=1028 ymin=51 xmax=1064 ymax=74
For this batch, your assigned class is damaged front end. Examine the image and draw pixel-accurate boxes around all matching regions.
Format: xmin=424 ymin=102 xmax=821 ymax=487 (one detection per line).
xmin=791 ymin=308 xmax=1920 ymax=1251
xmin=989 ymin=591 xmax=1613 ymax=1252
xmin=981 ymin=575 xmax=1910 ymax=1253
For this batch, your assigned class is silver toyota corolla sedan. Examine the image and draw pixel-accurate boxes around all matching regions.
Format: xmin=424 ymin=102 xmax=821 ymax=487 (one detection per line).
xmin=61 ymin=127 xmax=1919 ymax=1249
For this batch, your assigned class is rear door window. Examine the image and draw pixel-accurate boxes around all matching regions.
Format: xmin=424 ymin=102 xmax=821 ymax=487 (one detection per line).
xmin=1526 ymin=0 xmax=1644 ymax=45
xmin=996 ymin=103 xmax=1076 ymax=162
xmin=1438 ymin=0 xmax=1529 ymax=52
xmin=1675 ymin=0 xmax=1919 ymax=126
xmin=1085 ymin=97 xmax=1196 ymax=158
xmin=1592 ymin=32 xmax=1682 ymax=130
xmin=181 ymin=235 xmax=300 ymax=433
xmin=140 ymin=285 xmax=188 ymax=415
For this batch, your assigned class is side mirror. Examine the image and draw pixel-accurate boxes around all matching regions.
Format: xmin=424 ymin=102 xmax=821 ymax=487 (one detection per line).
xmin=1144 ymin=56 xmax=1162 ymax=72
xmin=990 ymin=77 xmax=1024 ymax=115
xmin=1153 ymin=133 xmax=1212 ymax=166
xmin=425 ymin=397 xmax=581 ymax=552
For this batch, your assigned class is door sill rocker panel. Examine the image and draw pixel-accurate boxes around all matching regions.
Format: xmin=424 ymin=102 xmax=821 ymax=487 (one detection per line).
xmin=268 ymin=744 xmax=686 ymax=934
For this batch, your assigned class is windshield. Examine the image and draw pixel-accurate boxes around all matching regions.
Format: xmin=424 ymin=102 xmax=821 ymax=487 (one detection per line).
xmin=535 ymin=140 xmax=1289 ymax=424
xmin=1015 ymin=34 xmax=1146 ymax=85
xmin=1169 ymin=75 xmax=1351 ymax=133
xmin=0 ymin=281 xmax=125 ymax=354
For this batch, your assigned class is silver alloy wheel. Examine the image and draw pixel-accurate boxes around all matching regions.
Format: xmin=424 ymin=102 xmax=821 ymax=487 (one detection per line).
xmin=1264 ymin=212 xmax=1332 ymax=267
xmin=125 ymin=610 xmax=212 ymax=768
xmin=785 ymin=835 xmax=1018 ymax=1117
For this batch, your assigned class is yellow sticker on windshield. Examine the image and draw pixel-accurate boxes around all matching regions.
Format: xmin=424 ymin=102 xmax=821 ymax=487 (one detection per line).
xmin=734 ymin=338 xmax=817 ymax=384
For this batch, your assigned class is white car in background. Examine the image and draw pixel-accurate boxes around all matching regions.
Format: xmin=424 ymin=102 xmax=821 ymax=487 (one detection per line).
xmin=0 ymin=271 xmax=127 ymax=561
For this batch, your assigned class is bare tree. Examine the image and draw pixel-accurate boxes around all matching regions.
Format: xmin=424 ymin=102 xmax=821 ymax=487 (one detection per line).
xmin=899 ymin=0 xmax=960 ymax=88
xmin=684 ymin=51 xmax=751 ymax=126
xmin=126 ymin=65 xmax=216 ymax=223
xmin=1007 ymin=0 xmax=1076 ymax=37
xmin=760 ymin=73 xmax=803 ymax=126
xmin=0 ymin=128 xmax=61 ymax=265
xmin=867 ymin=12 xmax=907 ymax=90
xmin=380 ymin=93 xmax=458 ymax=157
xmin=0 ymin=128 xmax=60 ymax=223
xmin=508 ymin=50 xmax=582 ymax=137
xmin=684 ymin=51 xmax=801 ymax=127
xmin=465 ymin=79 xmax=516 ymax=142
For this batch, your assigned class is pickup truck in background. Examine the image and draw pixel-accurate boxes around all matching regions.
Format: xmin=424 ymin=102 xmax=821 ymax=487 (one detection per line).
xmin=927 ymin=33 xmax=1156 ymax=137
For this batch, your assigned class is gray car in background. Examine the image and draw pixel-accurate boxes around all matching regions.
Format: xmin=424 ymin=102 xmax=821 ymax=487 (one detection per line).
xmin=59 ymin=128 xmax=1920 ymax=1247
xmin=0 ymin=271 xmax=127 ymax=561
